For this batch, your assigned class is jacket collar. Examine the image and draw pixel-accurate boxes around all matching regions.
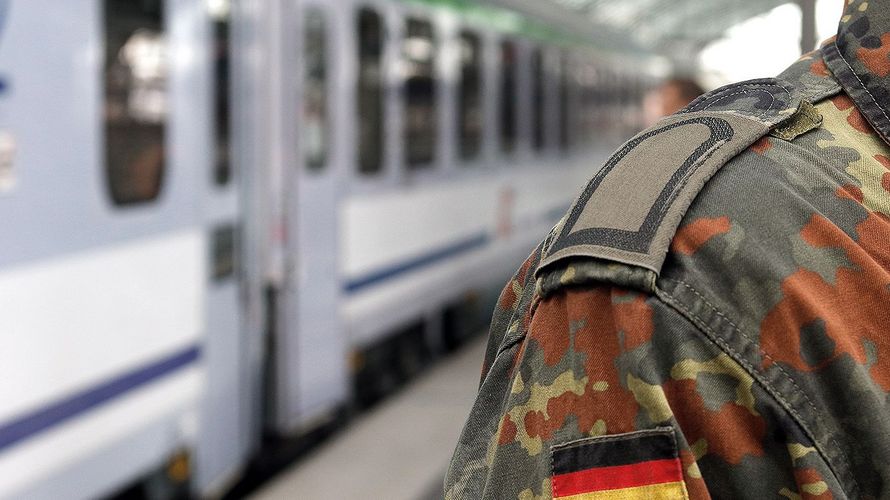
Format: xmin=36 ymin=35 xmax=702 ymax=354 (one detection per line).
xmin=823 ymin=0 xmax=890 ymax=145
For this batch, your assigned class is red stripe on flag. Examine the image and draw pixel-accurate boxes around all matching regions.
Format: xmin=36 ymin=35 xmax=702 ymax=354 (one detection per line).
xmin=552 ymin=457 xmax=683 ymax=497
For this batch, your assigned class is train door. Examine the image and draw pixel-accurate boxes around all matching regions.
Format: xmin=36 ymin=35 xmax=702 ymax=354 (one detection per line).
xmin=194 ymin=0 xmax=252 ymax=494
xmin=272 ymin=0 xmax=347 ymax=433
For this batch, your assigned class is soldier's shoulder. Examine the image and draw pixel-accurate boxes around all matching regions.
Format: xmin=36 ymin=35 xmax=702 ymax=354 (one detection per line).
xmin=536 ymin=66 xmax=841 ymax=298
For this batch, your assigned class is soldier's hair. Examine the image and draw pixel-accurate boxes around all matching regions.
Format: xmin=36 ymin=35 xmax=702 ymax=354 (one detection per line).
xmin=664 ymin=78 xmax=705 ymax=103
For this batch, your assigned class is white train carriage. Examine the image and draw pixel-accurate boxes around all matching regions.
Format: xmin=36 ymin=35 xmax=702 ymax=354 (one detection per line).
xmin=0 ymin=0 xmax=652 ymax=498
xmin=0 ymin=1 xmax=256 ymax=498
xmin=261 ymin=0 xmax=650 ymax=433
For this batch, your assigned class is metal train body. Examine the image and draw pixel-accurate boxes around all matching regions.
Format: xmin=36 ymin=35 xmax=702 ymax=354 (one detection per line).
xmin=0 ymin=0 xmax=649 ymax=498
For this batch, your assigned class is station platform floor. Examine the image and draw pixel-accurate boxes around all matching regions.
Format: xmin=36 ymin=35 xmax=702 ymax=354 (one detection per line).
xmin=250 ymin=337 xmax=487 ymax=500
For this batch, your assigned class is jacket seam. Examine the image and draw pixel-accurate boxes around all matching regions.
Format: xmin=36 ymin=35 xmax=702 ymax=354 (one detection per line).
xmin=489 ymin=265 xmax=546 ymax=369
xmin=654 ymin=278 xmax=857 ymax=498
xmin=497 ymin=293 xmax=542 ymax=357
xmin=552 ymin=427 xmax=675 ymax=451
xmin=686 ymin=82 xmax=792 ymax=121
xmin=824 ymin=41 xmax=890 ymax=146
xmin=833 ymin=42 xmax=890 ymax=126
xmin=701 ymin=89 xmax=777 ymax=118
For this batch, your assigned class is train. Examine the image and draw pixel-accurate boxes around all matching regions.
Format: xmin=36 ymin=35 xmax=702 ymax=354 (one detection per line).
xmin=0 ymin=0 xmax=654 ymax=498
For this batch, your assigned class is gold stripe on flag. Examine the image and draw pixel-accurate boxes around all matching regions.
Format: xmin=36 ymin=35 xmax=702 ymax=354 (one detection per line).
xmin=555 ymin=480 xmax=689 ymax=500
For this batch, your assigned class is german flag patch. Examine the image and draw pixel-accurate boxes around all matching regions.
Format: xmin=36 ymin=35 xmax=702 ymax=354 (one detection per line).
xmin=551 ymin=428 xmax=688 ymax=500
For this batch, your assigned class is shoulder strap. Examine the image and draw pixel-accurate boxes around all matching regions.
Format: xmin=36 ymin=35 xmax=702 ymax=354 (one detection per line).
xmin=535 ymin=78 xmax=804 ymax=292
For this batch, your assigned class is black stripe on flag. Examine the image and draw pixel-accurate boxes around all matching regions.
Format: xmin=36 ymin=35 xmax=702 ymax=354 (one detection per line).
xmin=552 ymin=428 xmax=678 ymax=475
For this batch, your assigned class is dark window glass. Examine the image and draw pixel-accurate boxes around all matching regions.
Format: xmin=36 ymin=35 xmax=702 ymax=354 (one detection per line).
xmin=212 ymin=0 xmax=231 ymax=185
xmin=458 ymin=31 xmax=482 ymax=162
xmin=576 ymin=62 xmax=598 ymax=147
xmin=531 ymin=46 xmax=545 ymax=151
xmin=211 ymin=223 xmax=237 ymax=281
xmin=304 ymin=8 xmax=328 ymax=170
xmin=569 ymin=60 xmax=597 ymax=148
xmin=403 ymin=18 xmax=437 ymax=169
xmin=357 ymin=8 xmax=384 ymax=175
xmin=500 ymin=41 xmax=517 ymax=154
xmin=104 ymin=0 xmax=167 ymax=206
xmin=559 ymin=51 xmax=571 ymax=152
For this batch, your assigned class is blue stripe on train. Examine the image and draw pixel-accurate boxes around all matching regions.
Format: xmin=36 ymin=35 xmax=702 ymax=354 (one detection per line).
xmin=343 ymin=232 xmax=491 ymax=294
xmin=0 ymin=345 xmax=200 ymax=453
xmin=342 ymin=202 xmax=572 ymax=295
xmin=0 ymin=208 xmax=564 ymax=451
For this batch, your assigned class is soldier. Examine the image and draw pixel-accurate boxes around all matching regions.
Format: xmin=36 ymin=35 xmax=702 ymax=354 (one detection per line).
xmin=446 ymin=1 xmax=890 ymax=498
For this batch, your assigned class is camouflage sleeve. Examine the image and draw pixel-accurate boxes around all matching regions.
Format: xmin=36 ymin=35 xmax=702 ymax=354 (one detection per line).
xmin=478 ymin=244 xmax=542 ymax=386
xmin=446 ymin=278 xmax=842 ymax=499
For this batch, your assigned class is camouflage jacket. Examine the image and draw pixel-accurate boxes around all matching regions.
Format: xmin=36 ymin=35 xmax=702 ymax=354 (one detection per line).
xmin=446 ymin=1 xmax=890 ymax=499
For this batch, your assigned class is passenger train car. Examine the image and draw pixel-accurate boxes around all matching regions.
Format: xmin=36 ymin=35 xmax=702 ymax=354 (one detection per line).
xmin=0 ymin=0 xmax=651 ymax=497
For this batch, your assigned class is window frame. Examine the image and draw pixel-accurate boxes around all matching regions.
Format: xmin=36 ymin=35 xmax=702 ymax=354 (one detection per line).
xmin=498 ymin=38 xmax=519 ymax=157
xmin=457 ymin=29 xmax=484 ymax=164
xmin=355 ymin=6 xmax=387 ymax=177
xmin=558 ymin=49 xmax=572 ymax=154
xmin=530 ymin=44 xmax=546 ymax=153
xmin=302 ymin=6 xmax=330 ymax=173
xmin=211 ymin=0 xmax=233 ymax=187
xmin=102 ymin=0 xmax=169 ymax=208
xmin=401 ymin=15 xmax=439 ymax=171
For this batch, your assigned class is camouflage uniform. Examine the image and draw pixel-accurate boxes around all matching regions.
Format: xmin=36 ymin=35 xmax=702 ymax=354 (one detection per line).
xmin=446 ymin=1 xmax=890 ymax=499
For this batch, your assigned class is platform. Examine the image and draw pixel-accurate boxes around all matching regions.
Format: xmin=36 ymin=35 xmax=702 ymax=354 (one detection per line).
xmin=250 ymin=338 xmax=487 ymax=500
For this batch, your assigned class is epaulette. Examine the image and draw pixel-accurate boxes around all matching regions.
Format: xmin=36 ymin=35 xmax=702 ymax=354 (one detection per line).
xmin=535 ymin=77 xmax=819 ymax=295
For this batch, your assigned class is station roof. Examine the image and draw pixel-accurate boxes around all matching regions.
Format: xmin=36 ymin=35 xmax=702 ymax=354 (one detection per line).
xmin=484 ymin=0 xmax=790 ymax=63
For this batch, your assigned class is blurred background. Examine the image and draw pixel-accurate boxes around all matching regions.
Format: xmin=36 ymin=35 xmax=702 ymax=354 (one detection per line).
xmin=0 ymin=0 xmax=844 ymax=498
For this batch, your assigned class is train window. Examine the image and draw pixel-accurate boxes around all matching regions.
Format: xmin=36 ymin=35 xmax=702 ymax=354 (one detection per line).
xmin=403 ymin=18 xmax=438 ymax=169
xmin=577 ymin=62 xmax=598 ymax=147
xmin=104 ymin=0 xmax=167 ymax=206
xmin=500 ymin=41 xmax=517 ymax=154
xmin=458 ymin=31 xmax=482 ymax=162
xmin=304 ymin=8 xmax=328 ymax=171
xmin=211 ymin=0 xmax=232 ymax=185
xmin=531 ymin=46 xmax=545 ymax=151
xmin=211 ymin=223 xmax=237 ymax=281
xmin=357 ymin=8 xmax=385 ymax=175
xmin=559 ymin=51 xmax=571 ymax=153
